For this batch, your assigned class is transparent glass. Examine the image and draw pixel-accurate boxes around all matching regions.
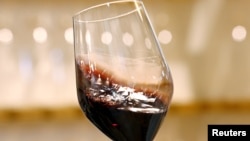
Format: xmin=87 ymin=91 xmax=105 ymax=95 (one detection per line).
xmin=73 ymin=0 xmax=173 ymax=141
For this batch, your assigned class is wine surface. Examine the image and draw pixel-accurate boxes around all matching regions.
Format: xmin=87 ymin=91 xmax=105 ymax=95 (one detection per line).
xmin=76 ymin=55 xmax=172 ymax=141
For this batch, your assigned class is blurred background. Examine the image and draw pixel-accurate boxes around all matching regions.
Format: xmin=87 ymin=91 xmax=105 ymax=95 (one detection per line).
xmin=0 ymin=0 xmax=249 ymax=141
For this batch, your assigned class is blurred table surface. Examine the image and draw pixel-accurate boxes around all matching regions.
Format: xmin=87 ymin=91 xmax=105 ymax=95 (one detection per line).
xmin=0 ymin=102 xmax=250 ymax=141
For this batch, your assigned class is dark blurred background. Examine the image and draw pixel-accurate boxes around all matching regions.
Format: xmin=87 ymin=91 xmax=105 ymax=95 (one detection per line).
xmin=0 ymin=0 xmax=249 ymax=141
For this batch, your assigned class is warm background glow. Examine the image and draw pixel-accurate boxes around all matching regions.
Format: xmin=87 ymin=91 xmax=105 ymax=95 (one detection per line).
xmin=0 ymin=0 xmax=249 ymax=141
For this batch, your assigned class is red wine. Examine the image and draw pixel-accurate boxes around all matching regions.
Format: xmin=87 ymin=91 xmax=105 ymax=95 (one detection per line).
xmin=75 ymin=56 xmax=172 ymax=141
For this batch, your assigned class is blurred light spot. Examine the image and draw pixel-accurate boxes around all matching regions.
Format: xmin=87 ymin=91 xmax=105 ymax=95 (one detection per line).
xmin=158 ymin=30 xmax=172 ymax=45
xmin=33 ymin=27 xmax=47 ymax=43
xmin=123 ymin=32 xmax=134 ymax=47
xmin=64 ymin=27 xmax=73 ymax=44
xmin=232 ymin=25 xmax=247 ymax=42
xmin=0 ymin=28 xmax=13 ymax=44
xmin=145 ymin=38 xmax=152 ymax=49
xmin=85 ymin=30 xmax=91 ymax=47
xmin=19 ymin=51 xmax=33 ymax=81
xmin=101 ymin=31 xmax=112 ymax=45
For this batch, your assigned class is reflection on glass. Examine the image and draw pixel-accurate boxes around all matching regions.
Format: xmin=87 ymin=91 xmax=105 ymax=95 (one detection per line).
xmin=122 ymin=32 xmax=134 ymax=46
xmin=101 ymin=31 xmax=112 ymax=45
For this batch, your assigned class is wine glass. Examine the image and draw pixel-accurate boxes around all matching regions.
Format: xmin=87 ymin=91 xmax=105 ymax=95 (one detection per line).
xmin=73 ymin=0 xmax=173 ymax=141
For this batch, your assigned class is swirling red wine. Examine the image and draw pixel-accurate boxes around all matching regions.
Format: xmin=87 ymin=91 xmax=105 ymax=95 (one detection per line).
xmin=76 ymin=56 xmax=172 ymax=141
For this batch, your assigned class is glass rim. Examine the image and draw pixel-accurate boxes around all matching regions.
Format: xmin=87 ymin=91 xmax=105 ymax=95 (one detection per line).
xmin=73 ymin=0 xmax=143 ymax=23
